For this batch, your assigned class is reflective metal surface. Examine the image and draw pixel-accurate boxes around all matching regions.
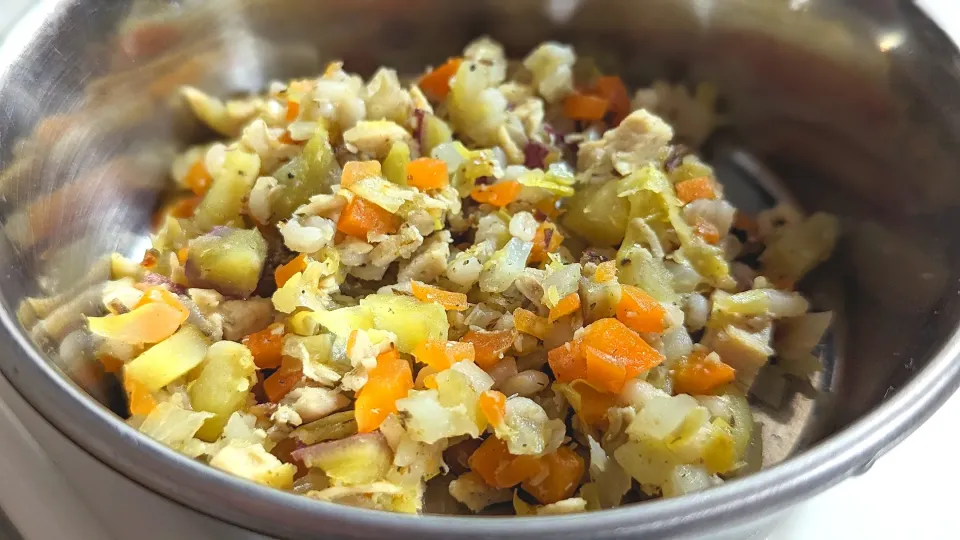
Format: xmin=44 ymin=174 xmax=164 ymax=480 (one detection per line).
xmin=2 ymin=0 xmax=960 ymax=538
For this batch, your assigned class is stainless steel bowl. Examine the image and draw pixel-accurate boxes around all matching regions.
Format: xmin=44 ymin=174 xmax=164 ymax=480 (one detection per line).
xmin=2 ymin=0 xmax=960 ymax=538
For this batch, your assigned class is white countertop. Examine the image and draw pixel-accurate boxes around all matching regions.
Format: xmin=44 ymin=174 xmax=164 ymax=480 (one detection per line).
xmin=1 ymin=1 xmax=959 ymax=539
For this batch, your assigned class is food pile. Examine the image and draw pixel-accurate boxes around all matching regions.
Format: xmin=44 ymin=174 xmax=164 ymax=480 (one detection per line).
xmin=91 ymin=38 xmax=838 ymax=515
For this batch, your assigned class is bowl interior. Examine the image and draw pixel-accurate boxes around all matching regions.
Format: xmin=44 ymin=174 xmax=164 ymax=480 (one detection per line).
xmin=2 ymin=0 xmax=960 ymax=527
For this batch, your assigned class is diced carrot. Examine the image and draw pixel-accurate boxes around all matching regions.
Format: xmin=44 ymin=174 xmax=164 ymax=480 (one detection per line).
xmin=616 ymin=285 xmax=666 ymax=334
xmin=547 ymin=338 xmax=588 ymax=383
xmin=285 ymin=99 xmax=300 ymax=122
xmin=405 ymin=158 xmax=449 ymax=191
xmin=423 ymin=373 xmax=438 ymax=390
xmin=340 ymin=160 xmax=382 ymax=189
xmin=184 ymin=160 xmax=214 ymax=196
xmin=580 ymin=318 xmax=664 ymax=392
xmin=98 ymin=354 xmax=124 ymax=374
xmin=594 ymin=260 xmax=617 ymax=282
xmin=583 ymin=345 xmax=627 ymax=394
xmin=263 ymin=356 xmax=303 ymax=403
xmin=278 ymin=131 xmax=297 ymax=145
xmin=419 ymin=57 xmax=463 ymax=100
xmin=88 ymin=299 xmax=188 ymax=345
xmin=355 ymin=348 xmax=413 ymax=432
xmin=693 ymin=215 xmax=721 ymax=244
xmin=242 ymin=323 xmax=286 ymax=369
xmin=176 ymin=247 xmax=189 ymax=265
xmin=468 ymin=437 xmax=545 ymax=489
xmin=460 ymin=329 xmax=517 ymax=370
xmin=592 ymin=76 xmax=631 ymax=124
xmin=528 ymin=222 xmax=563 ymax=264
xmin=521 ymin=446 xmax=585 ymax=504
xmin=470 ymin=180 xmax=522 ymax=208
xmin=412 ymin=340 xmax=475 ymax=371
xmin=534 ymin=197 xmax=564 ymax=219
xmin=478 ymin=390 xmax=507 ymax=428
xmin=570 ymin=381 xmax=617 ymax=428
xmin=549 ymin=293 xmax=581 ymax=322
xmin=123 ymin=370 xmax=157 ymax=416
xmin=562 ymin=93 xmax=610 ymax=121
xmin=411 ymin=280 xmax=468 ymax=311
xmin=336 ymin=197 xmax=399 ymax=238
xmin=169 ymin=195 xmax=203 ymax=219
xmin=673 ymin=348 xmax=736 ymax=395
xmin=275 ymin=253 xmax=308 ymax=288
xmin=513 ymin=308 xmax=551 ymax=340
xmin=675 ymin=177 xmax=717 ymax=204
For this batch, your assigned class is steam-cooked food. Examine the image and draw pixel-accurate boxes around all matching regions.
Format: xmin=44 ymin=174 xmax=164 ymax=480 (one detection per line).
xmin=92 ymin=38 xmax=837 ymax=515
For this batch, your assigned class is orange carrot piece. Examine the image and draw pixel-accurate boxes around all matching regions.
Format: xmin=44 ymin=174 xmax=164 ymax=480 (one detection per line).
xmin=583 ymin=345 xmax=627 ymax=394
xmin=412 ymin=340 xmax=475 ymax=371
xmin=411 ymin=280 xmax=468 ymax=311
xmin=184 ymin=160 xmax=214 ymax=196
xmin=547 ymin=338 xmax=588 ymax=383
xmin=406 ymin=158 xmax=449 ymax=191
xmin=513 ymin=308 xmax=551 ymax=340
xmin=263 ymin=356 xmax=303 ymax=403
xmin=673 ymin=348 xmax=736 ymax=395
xmin=169 ymin=195 xmax=203 ymax=219
xmin=534 ymin=197 xmax=563 ymax=219
xmin=675 ymin=177 xmax=717 ymax=204
xmin=562 ymin=93 xmax=610 ymax=121
xmin=592 ymin=76 xmax=631 ymax=124
xmin=470 ymin=180 xmax=522 ymax=208
xmin=468 ymin=437 xmax=545 ymax=489
xmin=275 ymin=253 xmax=308 ymax=288
xmin=528 ymin=221 xmax=563 ymax=264
xmin=277 ymin=131 xmax=297 ymax=145
xmin=341 ymin=160 xmax=382 ymax=189
xmin=98 ymin=354 xmax=124 ymax=374
xmin=423 ymin=373 xmax=439 ymax=390
xmin=124 ymin=370 xmax=157 ymax=416
xmin=521 ymin=446 xmax=585 ymax=504
xmin=478 ymin=390 xmax=507 ymax=428
xmin=549 ymin=293 xmax=581 ymax=322
xmin=570 ymin=381 xmax=617 ymax=428
xmin=692 ymin=216 xmax=721 ymax=244
xmin=134 ymin=286 xmax=190 ymax=321
xmin=336 ymin=197 xmax=399 ymax=238
xmin=176 ymin=247 xmax=189 ymax=265
xmin=285 ymin=99 xmax=300 ymax=122
xmin=242 ymin=323 xmax=286 ymax=369
xmin=581 ymin=318 xmax=664 ymax=390
xmin=616 ymin=285 xmax=666 ymax=334
xmin=594 ymin=260 xmax=617 ymax=283
xmin=460 ymin=329 xmax=517 ymax=370
xmin=419 ymin=57 xmax=463 ymax=100
xmin=355 ymin=348 xmax=413 ymax=432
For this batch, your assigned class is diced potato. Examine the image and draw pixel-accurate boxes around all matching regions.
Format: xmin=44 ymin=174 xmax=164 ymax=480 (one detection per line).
xmin=292 ymin=432 xmax=393 ymax=486
xmin=360 ymin=294 xmax=448 ymax=353
xmin=124 ymin=325 xmax=211 ymax=392
xmin=210 ymin=442 xmax=297 ymax=489
xmin=617 ymin=245 xmax=677 ymax=303
xmin=383 ymin=141 xmax=411 ymax=185
xmin=271 ymin=128 xmax=342 ymax=218
xmin=613 ymin=437 xmax=678 ymax=493
xmin=194 ymin=149 xmax=260 ymax=231
xmin=189 ymin=341 xmax=257 ymax=441
xmin=186 ymin=228 xmax=267 ymax=298
xmin=563 ymin=182 xmax=629 ymax=247
xmin=662 ymin=464 xmax=713 ymax=498
xmin=396 ymin=389 xmax=480 ymax=443
xmin=309 ymin=305 xmax=374 ymax=339
xmin=627 ymin=394 xmax=703 ymax=442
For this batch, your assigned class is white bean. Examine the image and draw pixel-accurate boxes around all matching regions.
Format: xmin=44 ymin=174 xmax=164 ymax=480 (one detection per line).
xmin=487 ymin=357 xmax=519 ymax=387
xmin=500 ymin=370 xmax=549 ymax=397
xmin=684 ymin=293 xmax=710 ymax=331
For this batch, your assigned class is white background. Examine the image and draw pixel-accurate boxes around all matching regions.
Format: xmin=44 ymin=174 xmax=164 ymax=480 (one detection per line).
xmin=1 ymin=0 xmax=959 ymax=538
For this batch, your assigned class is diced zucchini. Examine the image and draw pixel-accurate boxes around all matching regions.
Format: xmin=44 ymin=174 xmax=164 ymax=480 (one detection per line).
xmin=383 ymin=141 xmax=411 ymax=185
xmin=271 ymin=128 xmax=342 ymax=218
xmin=124 ymin=325 xmax=211 ymax=392
xmin=186 ymin=228 xmax=267 ymax=298
xmin=189 ymin=341 xmax=257 ymax=441
xmin=421 ymin=114 xmax=453 ymax=156
xmin=562 ymin=181 xmax=629 ymax=247
xmin=359 ymin=294 xmax=448 ymax=353
xmin=194 ymin=149 xmax=260 ymax=231
xmin=291 ymin=411 xmax=358 ymax=445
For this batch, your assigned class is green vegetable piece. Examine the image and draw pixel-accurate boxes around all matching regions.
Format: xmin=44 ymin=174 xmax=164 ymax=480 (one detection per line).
xmin=272 ymin=128 xmax=342 ymax=218
xmin=194 ymin=149 xmax=260 ymax=231
xmin=422 ymin=114 xmax=453 ymax=155
xmin=383 ymin=141 xmax=411 ymax=185
xmin=187 ymin=228 xmax=267 ymax=297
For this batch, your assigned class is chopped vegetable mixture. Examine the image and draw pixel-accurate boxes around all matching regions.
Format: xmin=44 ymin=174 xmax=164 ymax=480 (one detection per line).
xmin=95 ymin=38 xmax=838 ymax=515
